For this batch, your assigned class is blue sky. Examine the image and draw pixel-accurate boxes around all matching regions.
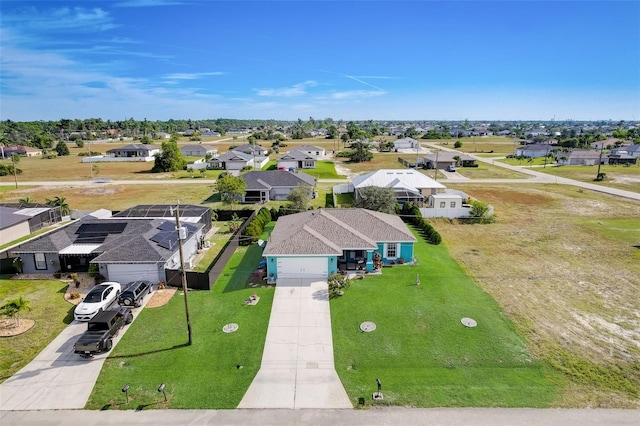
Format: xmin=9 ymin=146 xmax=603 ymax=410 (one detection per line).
xmin=1 ymin=0 xmax=639 ymax=121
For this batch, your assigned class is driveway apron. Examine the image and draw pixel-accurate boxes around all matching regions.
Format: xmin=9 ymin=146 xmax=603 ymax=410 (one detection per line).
xmin=238 ymin=278 xmax=352 ymax=409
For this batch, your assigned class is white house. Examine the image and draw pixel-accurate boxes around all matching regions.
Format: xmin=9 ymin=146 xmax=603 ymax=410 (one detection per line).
xmin=350 ymin=169 xmax=445 ymax=206
xmin=289 ymin=145 xmax=326 ymax=157
xmin=208 ymin=150 xmax=269 ymax=171
xmin=393 ymin=137 xmax=421 ymax=150
xmin=277 ymin=150 xmax=316 ymax=169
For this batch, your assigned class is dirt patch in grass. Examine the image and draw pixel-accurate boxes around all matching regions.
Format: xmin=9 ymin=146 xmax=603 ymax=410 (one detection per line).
xmin=145 ymin=288 xmax=176 ymax=308
xmin=435 ymin=184 xmax=640 ymax=406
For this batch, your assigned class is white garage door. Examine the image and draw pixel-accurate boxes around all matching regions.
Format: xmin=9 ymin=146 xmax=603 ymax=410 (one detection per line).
xmin=277 ymin=257 xmax=328 ymax=278
xmin=106 ymin=264 xmax=162 ymax=285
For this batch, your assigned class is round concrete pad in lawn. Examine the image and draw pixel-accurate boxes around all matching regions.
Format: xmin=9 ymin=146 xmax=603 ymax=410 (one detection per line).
xmin=461 ymin=318 xmax=477 ymax=327
xmin=222 ymin=323 xmax=239 ymax=333
xmin=360 ymin=321 xmax=376 ymax=332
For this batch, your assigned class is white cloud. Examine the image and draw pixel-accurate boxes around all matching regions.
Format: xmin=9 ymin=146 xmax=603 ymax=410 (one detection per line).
xmin=3 ymin=6 xmax=117 ymax=33
xmin=255 ymin=81 xmax=318 ymax=97
xmin=114 ymin=0 xmax=189 ymax=7
xmin=164 ymin=72 xmax=225 ymax=80
xmin=321 ymin=90 xmax=387 ymax=100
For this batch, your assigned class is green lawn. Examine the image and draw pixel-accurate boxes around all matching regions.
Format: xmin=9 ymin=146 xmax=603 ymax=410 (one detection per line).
xmin=301 ymin=161 xmax=345 ymax=179
xmin=86 ymin=224 xmax=276 ymax=409
xmin=331 ymin=227 xmax=563 ymax=407
xmin=0 ymin=279 xmax=75 ymax=382
xmin=534 ymin=163 xmax=640 ymax=193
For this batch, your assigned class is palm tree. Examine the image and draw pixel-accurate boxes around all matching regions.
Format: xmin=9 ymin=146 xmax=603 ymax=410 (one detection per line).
xmin=0 ymin=297 xmax=31 ymax=327
xmin=18 ymin=196 xmax=35 ymax=205
xmin=45 ymin=196 xmax=70 ymax=215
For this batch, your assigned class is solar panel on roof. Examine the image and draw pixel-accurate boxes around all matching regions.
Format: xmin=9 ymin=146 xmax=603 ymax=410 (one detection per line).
xmin=77 ymin=222 xmax=126 ymax=234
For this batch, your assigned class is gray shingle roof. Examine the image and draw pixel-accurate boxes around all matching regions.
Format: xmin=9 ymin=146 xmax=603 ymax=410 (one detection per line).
xmin=0 ymin=206 xmax=29 ymax=230
xmin=278 ymin=150 xmax=315 ymax=161
xmin=264 ymin=208 xmax=416 ymax=256
xmin=11 ymin=217 xmax=203 ymax=263
xmin=243 ymin=170 xmax=315 ymax=190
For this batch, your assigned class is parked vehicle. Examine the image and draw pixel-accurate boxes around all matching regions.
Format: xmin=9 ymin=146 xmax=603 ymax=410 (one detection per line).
xmin=74 ymin=282 xmax=121 ymax=321
xmin=118 ymin=280 xmax=152 ymax=307
xmin=447 ymin=164 xmax=457 ymax=172
xmin=73 ymin=307 xmax=133 ymax=358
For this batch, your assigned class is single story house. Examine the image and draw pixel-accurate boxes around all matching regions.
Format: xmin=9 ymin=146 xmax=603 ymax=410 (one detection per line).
xmin=515 ymin=144 xmax=553 ymax=158
xmin=263 ymin=208 xmax=417 ymax=279
xmin=105 ymin=144 xmax=160 ymax=161
xmin=611 ymin=144 xmax=640 ymax=159
xmin=242 ymin=170 xmax=316 ymax=203
xmin=423 ymin=152 xmax=476 ymax=169
xmin=180 ymin=144 xmax=218 ymax=157
xmin=277 ymin=150 xmax=317 ymax=170
xmin=1 ymin=145 xmax=42 ymax=158
xmin=0 ymin=204 xmax=63 ymax=246
xmin=393 ymin=137 xmax=420 ymax=150
xmin=351 ymin=169 xmax=445 ymax=206
xmin=608 ymin=154 xmax=638 ymax=165
xmin=11 ymin=204 xmax=210 ymax=284
xmin=232 ymin=144 xmax=269 ymax=157
xmin=556 ymin=149 xmax=606 ymax=166
xmin=208 ymin=150 xmax=269 ymax=171
xmin=289 ymin=145 xmax=326 ymax=157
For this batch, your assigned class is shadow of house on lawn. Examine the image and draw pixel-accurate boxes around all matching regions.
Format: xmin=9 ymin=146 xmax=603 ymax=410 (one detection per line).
xmin=220 ymin=244 xmax=264 ymax=294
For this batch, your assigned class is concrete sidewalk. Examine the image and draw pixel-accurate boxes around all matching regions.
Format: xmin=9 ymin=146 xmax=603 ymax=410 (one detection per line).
xmin=238 ymin=278 xmax=352 ymax=409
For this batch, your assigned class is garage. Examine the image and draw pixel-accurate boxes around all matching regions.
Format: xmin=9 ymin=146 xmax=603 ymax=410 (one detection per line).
xmin=105 ymin=263 xmax=162 ymax=284
xmin=276 ymin=257 xmax=328 ymax=279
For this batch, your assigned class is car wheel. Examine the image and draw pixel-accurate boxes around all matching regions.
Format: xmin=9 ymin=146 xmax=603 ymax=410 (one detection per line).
xmin=126 ymin=312 xmax=133 ymax=324
xmin=123 ymin=297 xmax=133 ymax=306
xmin=105 ymin=338 xmax=113 ymax=351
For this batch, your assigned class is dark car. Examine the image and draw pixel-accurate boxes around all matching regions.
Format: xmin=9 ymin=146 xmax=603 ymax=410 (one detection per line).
xmin=118 ymin=280 xmax=152 ymax=307
xmin=74 ymin=307 xmax=133 ymax=358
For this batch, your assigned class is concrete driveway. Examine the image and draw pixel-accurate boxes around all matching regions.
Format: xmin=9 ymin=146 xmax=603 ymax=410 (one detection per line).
xmin=238 ymin=278 xmax=352 ymax=409
xmin=0 ymin=294 xmax=151 ymax=410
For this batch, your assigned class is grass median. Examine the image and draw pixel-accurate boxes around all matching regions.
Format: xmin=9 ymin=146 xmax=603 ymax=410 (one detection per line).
xmin=331 ymin=227 xmax=562 ymax=407
xmin=86 ymin=224 xmax=275 ymax=409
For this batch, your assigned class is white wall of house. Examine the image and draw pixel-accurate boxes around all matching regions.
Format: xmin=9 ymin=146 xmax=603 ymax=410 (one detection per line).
xmin=277 ymin=160 xmax=298 ymax=170
xmin=1 ymin=221 xmax=31 ymax=245
xmin=82 ymin=156 xmax=156 ymax=163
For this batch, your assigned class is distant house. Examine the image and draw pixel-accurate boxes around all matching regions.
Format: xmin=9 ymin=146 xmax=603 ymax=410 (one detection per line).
xmin=591 ymin=138 xmax=622 ymax=150
xmin=241 ymin=170 xmax=316 ymax=203
xmin=105 ymin=144 xmax=160 ymax=161
xmin=155 ymin=132 xmax=171 ymax=139
xmin=289 ymin=145 xmax=326 ymax=157
xmin=496 ymin=130 xmax=513 ymax=136
xmin=393 ymin=137 xmax=421 ymax=150
xmin=556 ymin=149 xmax=606 ymax=166
xmin=0 ymin=204 xmax=63 ymax=246
xmin=277 ymin=150 xmax=316 ymax=170
xmin=515 ymin=144 xmax=553 ymax=158
xmin=350 ymin=169 xmax=445 ymax=206
xmin=201 ymin=130 xmax=221 ymax=137
xmin=423 ymin=151 xmax=476 ymax=169
xmin=1 ymin=145 xmax=42 ymax=158
xmin=180 ymin=144 xmax=218 ymax=157
xmin=608 ymin=153 xmax=638 ymax=165
xmin=232 ymin=144 xmax=269 ymax=157
xmin=208 ymin=150 xmax=268 ymax=171
xmin=610 ymin=144 xmax=640 ymax=159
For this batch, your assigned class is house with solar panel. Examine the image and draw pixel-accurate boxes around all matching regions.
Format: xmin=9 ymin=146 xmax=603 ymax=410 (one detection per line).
xmin=10 ymin=205 xmax=210 ymax=284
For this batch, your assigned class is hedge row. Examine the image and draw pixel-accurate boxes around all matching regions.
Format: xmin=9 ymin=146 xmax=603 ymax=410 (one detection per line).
xmin=240 ymin=207 xmax=272 ymax=245
xmin=399 ymin=203 xmax=442 ymax=245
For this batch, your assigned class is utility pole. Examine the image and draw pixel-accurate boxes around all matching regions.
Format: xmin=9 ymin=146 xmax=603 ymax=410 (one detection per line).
xmin=174 ymin=201 xmax=193 ymax=345
xmin=11 ymin=154 xmax=18 ymax=189
xmin=596 ymin=142 xmax=605 ymax=180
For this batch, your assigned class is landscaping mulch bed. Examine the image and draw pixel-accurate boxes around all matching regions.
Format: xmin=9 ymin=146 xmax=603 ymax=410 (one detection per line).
xmin=0 ymin=319 xmax=36 ymax=337
xmin=145 ymin=288 xmax=177 ymax=308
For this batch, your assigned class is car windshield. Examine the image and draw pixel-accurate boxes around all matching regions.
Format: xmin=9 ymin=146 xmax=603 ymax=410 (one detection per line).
xmin=84 ymin=287 xmax=106 ymax=303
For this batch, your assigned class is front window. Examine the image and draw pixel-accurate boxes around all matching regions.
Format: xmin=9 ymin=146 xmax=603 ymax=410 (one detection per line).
xmin=34 ymin=253 xmax=47 ymax=270
xmin=450 ymin=201 xmax=456 ymax=208
xmin=440 ymin=202 xmax=446 ymax=208
xmin=386 ymin=243 xmax=397 ymax=258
